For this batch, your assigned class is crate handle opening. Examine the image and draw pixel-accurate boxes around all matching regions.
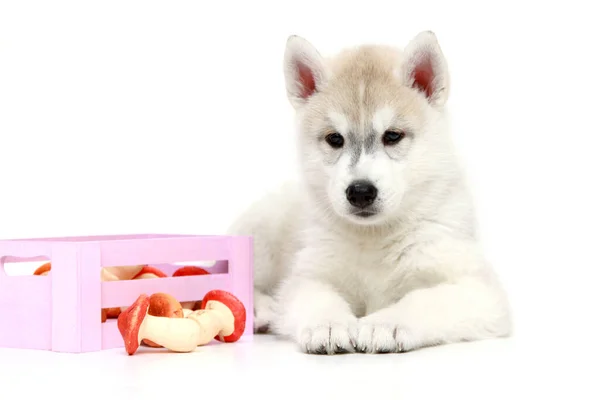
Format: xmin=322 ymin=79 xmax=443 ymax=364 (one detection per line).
xmin=0 ymin=255 xmax=51 ymax=277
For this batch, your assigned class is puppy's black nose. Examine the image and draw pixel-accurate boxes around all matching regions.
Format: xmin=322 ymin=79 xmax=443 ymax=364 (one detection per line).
xmin=346 ymin=180 xmax=378 ymax=208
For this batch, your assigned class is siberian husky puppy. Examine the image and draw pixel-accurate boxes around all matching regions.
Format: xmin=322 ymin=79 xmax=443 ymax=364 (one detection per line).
xmin=228 ymin=31 xmax=512 ymax=354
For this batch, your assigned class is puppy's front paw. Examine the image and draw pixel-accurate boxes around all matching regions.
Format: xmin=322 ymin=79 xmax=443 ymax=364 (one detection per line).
xmin=356 ymin=320 xmax=405 ymax=353
xmin=298 ymin=320 xmax=358 ymax=355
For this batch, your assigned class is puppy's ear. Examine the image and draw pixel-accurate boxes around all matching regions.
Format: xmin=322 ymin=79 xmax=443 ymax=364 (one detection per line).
xmin=402 ymin=31 xmax=450 ymax=108
xmin=284 ymin=35 xmax=327 ymax=109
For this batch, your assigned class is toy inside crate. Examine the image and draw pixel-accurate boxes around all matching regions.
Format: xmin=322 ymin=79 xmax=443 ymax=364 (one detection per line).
xmin=0 ymin=233 xmax=253 ymax=353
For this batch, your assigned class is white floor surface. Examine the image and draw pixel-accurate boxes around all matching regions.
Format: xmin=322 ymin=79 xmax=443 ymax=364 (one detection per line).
xmin=0 ymin=333 xmax=595 ymax=399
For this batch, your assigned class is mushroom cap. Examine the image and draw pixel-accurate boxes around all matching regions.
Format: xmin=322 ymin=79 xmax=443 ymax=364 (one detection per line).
xmin=33 ymin=262 xmax=51 ymax=276
xmin=148 ymin=292 xmax=183 ymax=318
xmin=172 ymin=266 xmax=210 ymax=277
xmin=105 ymin=307 xmax=122 ymax=319
xmin=118 ymin=293 xmax=150 ymax=355
xmin=199 ymin=290 xmax=246 ymax=343
xmin=143 ymin=293 xmax=184 ymax=347
xmin=131 ymin=265 xmax=167 ymax=279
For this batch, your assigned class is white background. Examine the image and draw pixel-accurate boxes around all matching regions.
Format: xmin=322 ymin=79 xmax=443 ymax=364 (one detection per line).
xmin=1 ymin=1 xmax=599 ymax=399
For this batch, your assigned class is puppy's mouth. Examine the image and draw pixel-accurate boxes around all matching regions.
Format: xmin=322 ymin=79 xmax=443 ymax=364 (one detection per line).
xmin=345 ymin=207 xmax=384 ymax=225
xmin=348 ymin=206 xmax=380 ymax=220
xmin=354 ymin=210 xmax=377 ymax=218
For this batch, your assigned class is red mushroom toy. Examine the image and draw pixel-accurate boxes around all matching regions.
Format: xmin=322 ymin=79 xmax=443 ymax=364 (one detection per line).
xmin=105 ymin=307 xmax=122 ymax=319
xmin=132 ymin=265 xmax=168 ymax=280
xmin=33 ymin=262 xmax=51 ymax=276
xmin=117 ymin=289 xmax=247 ymax=355
xmin=102 ymin=265 xmax=146 ymax=281
xmin=198 ymin=290 xmax=247 ymax=343
xmin=142 ymin=292 xmax=184 ymax=348
xmin=172 ymin=266 xmax=210 ymax=278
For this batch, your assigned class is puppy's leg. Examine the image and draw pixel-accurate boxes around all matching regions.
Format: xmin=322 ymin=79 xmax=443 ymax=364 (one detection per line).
xmin=356 ymin=276 xmax=512 ymax=353
xmin=274 ymin=276 xmax=358 ymax=355
xmin=254 ymin=289 xmax=276 ymax=333
xmin=226 ymin=193 xmax=293 ymax=334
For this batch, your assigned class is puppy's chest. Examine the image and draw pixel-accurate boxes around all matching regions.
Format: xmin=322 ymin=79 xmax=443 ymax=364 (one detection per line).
xmin=333 ymin=243 xmax=410 ymax=315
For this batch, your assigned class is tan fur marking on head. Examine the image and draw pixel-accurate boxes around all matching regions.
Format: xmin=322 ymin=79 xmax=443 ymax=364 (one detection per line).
xmin=297 ymin=38 xmax=445 ymax=150
xmin=358 ymin=81 xmax=366 ymax=133
xmin=314 ymin=46 xmax=427 ymax=136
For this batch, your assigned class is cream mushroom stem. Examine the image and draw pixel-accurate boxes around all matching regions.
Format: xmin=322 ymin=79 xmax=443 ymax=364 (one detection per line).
xmin=103 ymin=265 xmax=145 ymax=280
xmin=101 ymin=268 xmax=120 ymax=282
xmin=136 ymin=300 xmax=235 ymax=352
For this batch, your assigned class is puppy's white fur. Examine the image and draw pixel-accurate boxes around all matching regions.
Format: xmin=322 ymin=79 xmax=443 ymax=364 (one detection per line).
xmin=228 ymin=31 xmax=512 ymax=354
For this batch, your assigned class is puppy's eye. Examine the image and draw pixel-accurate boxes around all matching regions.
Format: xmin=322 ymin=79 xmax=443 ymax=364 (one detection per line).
xmin=325 ymin=132 xmax=344 ymax=148
xmin=382 ymin=130 xmax=405 ymax=146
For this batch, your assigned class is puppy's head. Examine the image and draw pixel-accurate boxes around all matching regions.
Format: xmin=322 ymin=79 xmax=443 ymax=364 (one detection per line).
xmin=284 ymin=31 xmax=454 ymax=227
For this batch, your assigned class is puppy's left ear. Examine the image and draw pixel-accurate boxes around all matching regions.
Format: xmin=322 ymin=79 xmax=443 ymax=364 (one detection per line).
xmin=402 ymin=31 xmax=450 ymax=108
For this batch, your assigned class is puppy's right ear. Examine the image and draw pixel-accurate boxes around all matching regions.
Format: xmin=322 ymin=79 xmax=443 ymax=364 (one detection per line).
xmin=284 ymin=35 xmax=327 ymax=109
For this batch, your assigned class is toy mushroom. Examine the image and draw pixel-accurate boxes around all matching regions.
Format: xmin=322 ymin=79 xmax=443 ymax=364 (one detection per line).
xmin=131 ymin=265 xmax=168 ymax=280
xmin=172 ymin=266 xmax=210 ymax=310
xmin=142 ymin=293 xmax=184 ymax=348
xmin=101 ymin=265 xmax=147 ymax=281
xmin=105 ymin=307 xmax=122 ymax=319
xmin=117 ymin=289 xmax=247 ymax=355
xmin=33 ymin=262 xmax=51 ymax=276
xmin=172 ymin=266 xmax=210 ymax=278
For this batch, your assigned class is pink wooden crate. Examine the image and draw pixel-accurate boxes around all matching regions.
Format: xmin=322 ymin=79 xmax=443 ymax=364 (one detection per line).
xmin=0 ymin=233 xmax=253 ymax=353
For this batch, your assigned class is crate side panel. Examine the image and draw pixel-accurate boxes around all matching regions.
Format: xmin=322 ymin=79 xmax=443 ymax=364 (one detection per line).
xmin=0 ymin=276 xmax=51 ymax=350
xmin=0 ymin=241 xmax=53 ymax=350
xmin=100 ymin=237 xmax=231 ymax=267
xmin=101 ymin=274 xmax=231 ymax=308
